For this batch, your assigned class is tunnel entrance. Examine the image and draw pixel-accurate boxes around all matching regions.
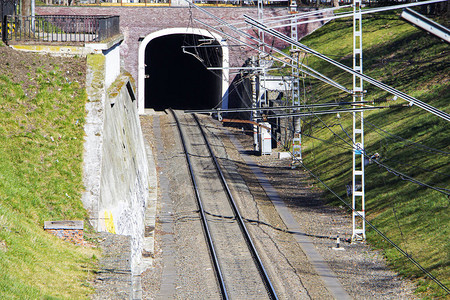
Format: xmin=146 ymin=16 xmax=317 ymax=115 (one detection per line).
xmin=144 ymin=33 xmax=223 ymax=111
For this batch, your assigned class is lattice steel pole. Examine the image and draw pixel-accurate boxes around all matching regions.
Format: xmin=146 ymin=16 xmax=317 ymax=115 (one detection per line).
xmin=252 ymin=56 xmax=259 ymax=152
xmin=251 ymin=0 xmax=265 ymax=152
xmin=258 ymin=0 xmax=267 ymax=108
xmin=352 ymin=0 xmax=366 ymax=241
xmin=258 ymin=0 xmax=264 ymax=50
xmin=290 ymin=0 xmax=302 ymax=161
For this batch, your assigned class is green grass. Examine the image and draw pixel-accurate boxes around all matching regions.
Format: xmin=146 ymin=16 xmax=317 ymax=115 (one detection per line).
xmin=0 ymin=50 xmax=98 ymax=298
xmin=291 ymin=11 xmax=449 ymax=298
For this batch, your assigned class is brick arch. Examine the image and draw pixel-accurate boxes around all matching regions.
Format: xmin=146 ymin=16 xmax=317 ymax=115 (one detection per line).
xmin=138 ymin=27 xmax=229 ymax=114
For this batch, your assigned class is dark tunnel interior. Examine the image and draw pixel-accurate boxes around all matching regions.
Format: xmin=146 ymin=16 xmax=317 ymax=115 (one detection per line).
xmin=144 ymin=34 xmax=223 ymax=111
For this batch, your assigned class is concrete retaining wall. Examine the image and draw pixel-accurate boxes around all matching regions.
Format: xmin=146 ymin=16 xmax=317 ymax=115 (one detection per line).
xmin=100 ymin=73 xmax=149 ymax=272
xmin=84 ymin=52 xmax=149 ymax=274
xmin=104 ymin=43 xmax=122 ymax=88
xmin=83 ymin=54 xmax=107 ymax=231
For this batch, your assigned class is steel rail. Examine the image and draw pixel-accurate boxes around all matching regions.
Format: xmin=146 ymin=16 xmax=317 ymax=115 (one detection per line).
xmin=170 ymin=109 xmax=229 ymax=300
xmin=244 ymin=15 xmax=450 ymax=122
xmin=193 ymin=113 xmax=279 ymax=300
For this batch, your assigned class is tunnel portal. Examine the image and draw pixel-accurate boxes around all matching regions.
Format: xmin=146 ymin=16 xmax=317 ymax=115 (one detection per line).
xmin=144 ymin=33 xmax=223 ymax=111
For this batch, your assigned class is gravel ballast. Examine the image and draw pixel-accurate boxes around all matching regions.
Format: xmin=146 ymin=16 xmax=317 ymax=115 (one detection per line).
xmin=138 ymin=112 xmax=417 ymax=299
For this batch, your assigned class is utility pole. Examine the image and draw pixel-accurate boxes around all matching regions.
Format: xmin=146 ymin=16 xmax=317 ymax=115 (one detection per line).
xmin=21 ymin=0 xmax=31 ymax=35
xmin=290 ymin=0 xmax=302 ymax=161
xmin=251 ymin=56 xmax=260 ymax=152
xmin=252 ymin=0 xmax=264 ymax=153
xmin=22 ymin=0 xmax=31 ymax=16
xmin=258 ymin=0 xmax=266 ymax=109
xmin=352 ymin=0 xmax=366 ymax=241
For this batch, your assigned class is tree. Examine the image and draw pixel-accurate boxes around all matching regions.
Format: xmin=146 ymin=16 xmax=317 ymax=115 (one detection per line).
xmin=22 ymin=0 xmax=31 ymax=16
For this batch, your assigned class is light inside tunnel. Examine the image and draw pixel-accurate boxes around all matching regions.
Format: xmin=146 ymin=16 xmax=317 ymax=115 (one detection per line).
xmin=144 ymin=34 xmax=223 ymax=111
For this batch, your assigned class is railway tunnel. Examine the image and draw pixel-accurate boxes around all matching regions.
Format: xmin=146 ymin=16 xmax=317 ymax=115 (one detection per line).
xmin=139 ymin=28 xmax=229 ymax=112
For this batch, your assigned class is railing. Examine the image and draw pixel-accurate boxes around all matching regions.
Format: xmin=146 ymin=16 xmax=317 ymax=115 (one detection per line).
xmin=64 ymin=0 xmax=289 ymax=6
xmin=3 ymin=15 xmax=120 ymax=44
xmin=193 ymin=0 xmax=289 ymax=5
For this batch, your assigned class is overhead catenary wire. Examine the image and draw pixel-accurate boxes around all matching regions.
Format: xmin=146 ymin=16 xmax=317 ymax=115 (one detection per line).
xmin=254 ymin=106 xmax=391 ymax=118
xmin=276 ymin=122 xmax=358 ymax=153
xmin=226 ymin=5 xmax=353 ymax=29
xmin=372 ymin=159 xmax=450 ymax=196
xmin=187 ymin=1 xmax=352 ymax=93
xmin=295 ymin=52 xmax=450 ymax=195
xmin=383 ymin=157 xmax=450 ymax=177
xmin=193 ymin=17 xmax=350 ymax=93
xmin=182 ymin=11 xmax=260 ymax=112
xmin=213 ymin=92 xmax=448 ymax=189
xmin=243 ymin=107 xmax=450 ymax=196
xmin=250 ymin=89 xmax=450 ymax=197
xmin=262 ymin=0 xmax=447 ymax=30
xmin=184 ymin=3 xmax=448 ymax=291
xmin=243 ymin=15 xmax=450 ymax=122
xmin=185 ymin=100 xmax=378 ymax=113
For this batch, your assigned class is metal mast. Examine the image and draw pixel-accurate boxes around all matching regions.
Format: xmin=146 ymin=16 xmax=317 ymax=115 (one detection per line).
xmin=290 ymin=0 xmax=302 ymax=160
xmin=258 ymin=0 xmax=267 ymax=108
xmin=252 ymin=56 xmax=259 ymax=151
xmin=352 ymin=0 xmax=365 ymax=241
xmin=252 ymin=0 xmax=265 ymax=152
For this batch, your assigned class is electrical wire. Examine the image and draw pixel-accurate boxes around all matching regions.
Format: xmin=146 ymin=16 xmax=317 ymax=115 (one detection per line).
xmin=185 ymin=7 xmax=449 ymax=290
xmin=371 ymin=159 xmax=450 ymax=196
xmin=248 ymin=107 xmax=449 ymax=291
xmin=310 ymin=117 xmax=450 ymax=196
xmin=296 ymin=105 xmax=450 ymax=196
xmin=257 ymin=104 xmax=450 ymax=196
xmin=244 ymin=15 xmax=450 ymax=122
xmin=381 ymin=157 xmax=450 ymax=177
xmin=296 ymin=159 xmax=450 ymax=295
xmin=359 ymin=114 xmax=450 ymax=156
xmin=299 ymin=64 xmax=450 ymax=195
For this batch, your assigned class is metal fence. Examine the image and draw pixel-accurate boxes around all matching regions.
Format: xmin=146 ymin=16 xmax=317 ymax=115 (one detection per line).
xmin=3 ymin=14 xmax=120 ymax=43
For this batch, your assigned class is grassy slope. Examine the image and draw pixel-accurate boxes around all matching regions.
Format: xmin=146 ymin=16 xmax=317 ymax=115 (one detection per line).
xmin=0 ymin=44 xmax=98 ymax=298
xmin=295 ymin=11 xmax=449 ymax=297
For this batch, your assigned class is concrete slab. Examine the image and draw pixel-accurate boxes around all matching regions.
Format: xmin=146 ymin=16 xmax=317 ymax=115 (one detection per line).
xmin=278 ymin=151 xmax=291 ymax=159
xmin=44 ymin=220 xmax=83 ymax=230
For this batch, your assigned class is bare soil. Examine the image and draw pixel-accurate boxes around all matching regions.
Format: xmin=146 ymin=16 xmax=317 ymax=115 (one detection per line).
xmin=0 ymin=43 xmax=86 ymax=93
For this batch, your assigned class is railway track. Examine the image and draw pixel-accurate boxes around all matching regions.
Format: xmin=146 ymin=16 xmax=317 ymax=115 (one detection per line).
xmin=170 ymin=109 xmax=278 ymax=300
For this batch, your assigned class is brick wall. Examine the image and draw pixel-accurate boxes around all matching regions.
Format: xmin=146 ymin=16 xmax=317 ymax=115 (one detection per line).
xmin=44 ymin=220 xmax=86 ymax=245
xmin=36 ymin=6 xmax=326 ymax=82
xmin=45 ymin=228 xmax=85 ymax=245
